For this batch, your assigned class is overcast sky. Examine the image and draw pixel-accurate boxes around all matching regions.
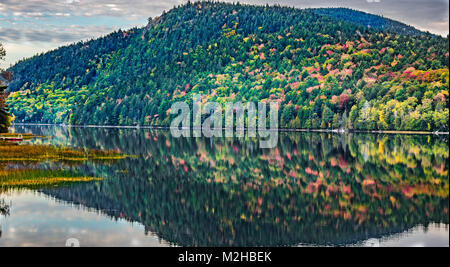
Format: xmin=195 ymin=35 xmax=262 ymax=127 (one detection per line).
xmin=0 ymin=0 xmax=449 ymax=69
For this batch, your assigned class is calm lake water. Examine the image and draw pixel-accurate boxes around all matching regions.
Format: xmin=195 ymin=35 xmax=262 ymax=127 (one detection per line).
xmin=0 ymin=125 xmax=448 ymax=247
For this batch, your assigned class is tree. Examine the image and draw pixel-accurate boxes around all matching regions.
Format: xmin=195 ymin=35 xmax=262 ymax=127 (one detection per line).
xmin=322 ymin=106 xmax=334 ymax=129
xmin=433 ymin=109 xmax=449 ymax=131
xmin=332 ymin=113 xmax=342 ymax=129
xmin=0 ymin=43 xmax=12 ymax=133
xmin=348 ymin=105 xmax=358 ymax=129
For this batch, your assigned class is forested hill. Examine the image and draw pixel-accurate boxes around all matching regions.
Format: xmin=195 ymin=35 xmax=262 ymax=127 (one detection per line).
xmin=6 ymin=2 xmax=449 ymax=131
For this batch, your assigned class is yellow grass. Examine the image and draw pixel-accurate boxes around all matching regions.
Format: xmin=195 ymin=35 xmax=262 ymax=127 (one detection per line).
xmin=0 ymin=143 xmax=128 ymax=162
xmin=1 ymin=177 xmax=102 ymax=187
xmin=0 ymin=168 xmax=103 ymax=190
xmin=0 ymin=133 xmax=47 ymax=139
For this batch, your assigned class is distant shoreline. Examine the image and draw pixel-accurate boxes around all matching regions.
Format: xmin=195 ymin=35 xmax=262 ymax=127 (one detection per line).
xmin=11 ymin=123 xmax=449 ymax=135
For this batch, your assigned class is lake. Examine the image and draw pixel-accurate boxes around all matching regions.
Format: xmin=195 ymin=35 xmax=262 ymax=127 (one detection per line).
xmin=0 ymin=125 xmax=448 ymax=247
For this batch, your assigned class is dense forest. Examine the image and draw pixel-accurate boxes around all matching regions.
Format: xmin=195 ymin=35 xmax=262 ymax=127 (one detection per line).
xmin=6 ymin=2 xmax=449 ymax=131
xmin=0 ymin=43 xmax=11 ymax=133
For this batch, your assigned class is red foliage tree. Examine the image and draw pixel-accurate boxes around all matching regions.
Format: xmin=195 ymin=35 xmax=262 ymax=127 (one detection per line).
xmin=339 ymin=94 xmax=350 ymax=108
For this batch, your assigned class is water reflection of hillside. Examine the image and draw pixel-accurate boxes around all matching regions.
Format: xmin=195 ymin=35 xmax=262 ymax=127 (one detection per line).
xmin=15 ymin=126 xmax=448 ymax=246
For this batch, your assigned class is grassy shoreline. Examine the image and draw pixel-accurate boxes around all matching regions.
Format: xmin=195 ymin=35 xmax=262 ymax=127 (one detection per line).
xmin=0 ymin=132 xmax=48 ymax=140
xmin=1 ymin=173 xmax=102 ymax=190
xmin=0 ymin=144 xmax=129 ymax=162
xmin=11 ymin=123 xmax=450 ymax=135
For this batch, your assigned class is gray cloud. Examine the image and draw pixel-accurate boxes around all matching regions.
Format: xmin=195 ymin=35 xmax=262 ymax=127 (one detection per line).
xmin=0 ymin=25 xmax=117 ymax=43
xmin=0 ymin=0 xmax=183 ymax=47
xmin=0 ymin=0 xmax=184 ymax=18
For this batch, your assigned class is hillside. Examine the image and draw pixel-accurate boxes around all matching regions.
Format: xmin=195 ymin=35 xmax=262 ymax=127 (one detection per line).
xmin=6 ymin=2 xmax=449 ymax=131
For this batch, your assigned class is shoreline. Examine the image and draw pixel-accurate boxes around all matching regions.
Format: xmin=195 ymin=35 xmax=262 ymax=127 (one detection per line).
xmin=11 ymin=123 xmax=449 ymax=135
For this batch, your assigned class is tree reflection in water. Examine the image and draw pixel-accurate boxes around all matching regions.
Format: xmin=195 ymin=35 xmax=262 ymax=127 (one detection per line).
xmin=0 ymin=198 xmax=10 ymax=238
xmin=11 ymin=126 xmax=450 ymax=246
